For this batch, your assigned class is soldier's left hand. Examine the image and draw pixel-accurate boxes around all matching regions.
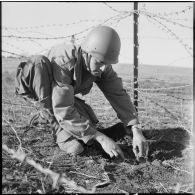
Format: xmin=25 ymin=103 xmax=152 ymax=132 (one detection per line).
xmin=132 ymin=128 xmax=149 ymax=161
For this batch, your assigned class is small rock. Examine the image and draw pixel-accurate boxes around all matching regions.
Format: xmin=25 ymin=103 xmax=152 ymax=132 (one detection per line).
xmin=152 ymin=159 xmax=161 ymax=166
xmin=85 ymin=159 xmax=95 ymax=165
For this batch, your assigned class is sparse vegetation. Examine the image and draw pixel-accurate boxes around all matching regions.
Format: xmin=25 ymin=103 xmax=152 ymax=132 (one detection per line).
xmin=2 ymin=58 xmax=193 ymax=193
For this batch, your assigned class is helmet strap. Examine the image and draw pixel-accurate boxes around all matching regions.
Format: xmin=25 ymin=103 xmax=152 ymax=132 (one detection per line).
xmin=83 ymin=52 xmax=92 ymax=72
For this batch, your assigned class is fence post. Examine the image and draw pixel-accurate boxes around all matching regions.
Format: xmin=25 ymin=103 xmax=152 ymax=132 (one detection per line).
xmin=133 ymin=2 xmax=139 ymax=113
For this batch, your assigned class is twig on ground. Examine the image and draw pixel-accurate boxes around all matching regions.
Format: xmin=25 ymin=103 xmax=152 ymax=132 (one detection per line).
xmin=118 ymin=188 xmax=129 ymax=194
xmin=174 ymin=183 xmax=181 ymax=193
xmin=3 ymin=117 xmax=23 ymax=151
xmin=2 ymin=144 xmax=97 ymax=193
xmin=44 ymin=150 xmax=57 ymax=181
xmin=91 ymin=165 xmax=111 ymax=189
xmin=93 ymin=180 xmax=111 ymax=189
xmin=40 ymin=177 xmax=46 ymax=194
xmin=69 ymin=171 xmax=102 ymax=180
xmin=162 ymin=161 xmax=192 ymax=175
xmin=147 ymin=135 xmax=164 ymax=144
xmin=159 ymin=182 xmax=168 ymax=193
xmin=2 ymin=101 xmax=37 ymax=109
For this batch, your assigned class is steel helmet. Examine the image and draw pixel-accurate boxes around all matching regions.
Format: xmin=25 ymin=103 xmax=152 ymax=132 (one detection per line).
xmin=81 ymin=26 xmax=121 ymax=64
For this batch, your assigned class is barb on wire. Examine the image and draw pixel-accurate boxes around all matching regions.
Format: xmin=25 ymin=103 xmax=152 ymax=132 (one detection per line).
xmin=155 ymin=6 xmax=192 ymax=17
xmin=139 ymin=92 xmax=193 ymax=136
xmin=137 ymin=84 xmax=192 ymax=92
xmin=103 ymin=2 xmax=130 ymax=13
xmin=165 ymin=17 xmax=192 ymax=22
xmin=2 ymin=50 xmax=29 ymax=58
xmin=2 ymin=19 xmax=104 ymax=31
xmin=2 ymin=41 xmax=27 ymax=53
xmin=142 ymin=13 xmax=193 ymax=57
xmin=140 ymin=10 xmax=193 ymax=29
xmin=2 ymin=12 xmax=127 ymax=40
xmin=3 ymin=27 xmax=46 ymax=49
xmin=3 ymin=26 xmax=57 ymax=39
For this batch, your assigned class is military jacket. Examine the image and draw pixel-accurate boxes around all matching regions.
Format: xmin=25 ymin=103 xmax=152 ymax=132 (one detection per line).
xmin=46 ymin=42 xmax=138 ymax=142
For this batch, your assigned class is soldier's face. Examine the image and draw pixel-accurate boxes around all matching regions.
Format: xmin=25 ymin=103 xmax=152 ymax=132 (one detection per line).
xmin=89 ymin=56 xmax=108 ymax=77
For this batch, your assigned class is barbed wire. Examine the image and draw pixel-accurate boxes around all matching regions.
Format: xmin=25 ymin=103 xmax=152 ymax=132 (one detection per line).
xmin=2 ymin=41 xmax=27 ymax=53
xmin=123 ymin=76 xmax=193 ymax=86
xmin=2 ymin=19 xmax=104 ymax=31
xmin=139 ymin=91 xmax=192 ymax=101
xmin=2 ymin=12 xmax=128 ymax=57
xmin=137 ymin=84 xmax=192 ymax=92
xmin=3 ymin=27 xmax=47 ymax=49
xmin=2 ymin=5 xmax=193 ymax=193
xmin=139 ymin=92 xmax=193 ymax=135
xmin=103 ymin=3 xmax=193 ymax=28
xmin=143 ymin=13 xmax=193 ymax=57
xmin=2 ymin=12 xmax=126 ymax=40
xmin=164 ymin=17 xmax=193 ymax=22
xmin=3 ymin=28 xmax=58 ymax=39
xmin=103 ymin=2 xmax=130 ymax=13
xmin=154 ymin=5 xmax=192 ymax=17
xmin=140 ymin=10 xmax=193 ymax=29
xmin=2 ymin=50 xmax=29 ymax=58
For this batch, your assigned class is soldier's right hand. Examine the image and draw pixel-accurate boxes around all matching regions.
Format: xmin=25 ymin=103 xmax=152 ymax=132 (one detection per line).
xmin=93 ymin=131 xmax=124 ymax=159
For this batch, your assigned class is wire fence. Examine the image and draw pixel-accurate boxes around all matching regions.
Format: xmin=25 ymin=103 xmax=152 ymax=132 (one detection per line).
xmin=2 ymin=2 xmax=193 ymax=126
xmin=2 ymin=2 xmax=193 ymax=193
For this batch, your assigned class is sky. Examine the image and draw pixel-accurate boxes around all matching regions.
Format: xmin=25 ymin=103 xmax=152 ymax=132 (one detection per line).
xmin=2 ymin=2 xmax=193 ymax=68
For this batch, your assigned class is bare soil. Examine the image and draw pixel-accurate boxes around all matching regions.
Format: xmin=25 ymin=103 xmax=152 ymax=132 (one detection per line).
xmin=2 ymin=62 xmax=194 ymax=194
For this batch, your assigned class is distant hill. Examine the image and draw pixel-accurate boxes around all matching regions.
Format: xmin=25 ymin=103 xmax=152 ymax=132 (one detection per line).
xmin=2 ymin=58 xmax=193 ymax=85
xmin=113 ymin=63 xmax=193 ymax=84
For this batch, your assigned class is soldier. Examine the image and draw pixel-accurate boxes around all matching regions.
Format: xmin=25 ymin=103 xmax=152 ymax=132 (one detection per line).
xmin=15 ymin=26 xmax=148 ymax=161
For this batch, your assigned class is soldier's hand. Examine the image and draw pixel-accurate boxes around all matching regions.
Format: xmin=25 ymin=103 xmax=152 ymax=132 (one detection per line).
xmin=94 ymin=131 xmax=124 ymax=159
xmin=132 ymin=126 xmax=149 ymax=161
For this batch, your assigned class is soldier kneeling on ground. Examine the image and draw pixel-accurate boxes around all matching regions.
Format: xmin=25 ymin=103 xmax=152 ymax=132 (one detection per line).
xmin=15 ymin=26 xmax=148 ymax=161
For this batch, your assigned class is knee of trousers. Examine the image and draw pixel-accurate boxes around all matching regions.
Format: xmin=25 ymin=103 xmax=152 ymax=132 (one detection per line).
xmin=56 ymin=130 xmax=84 ymax=155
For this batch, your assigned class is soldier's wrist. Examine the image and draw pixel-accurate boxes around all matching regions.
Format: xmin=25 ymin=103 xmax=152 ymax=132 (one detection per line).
xmin=131 ymin=124 xmax=142 ymax=134
xmin=93 ymin=131 xmax=105 ymax=142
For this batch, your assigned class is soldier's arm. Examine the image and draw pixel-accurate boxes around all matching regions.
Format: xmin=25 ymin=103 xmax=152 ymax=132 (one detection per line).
xmin=95 ymin=65 xmax=138 ymax=126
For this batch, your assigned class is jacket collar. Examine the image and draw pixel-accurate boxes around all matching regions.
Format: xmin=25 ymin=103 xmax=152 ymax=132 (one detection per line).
xmin=73 ymin=47 xmax=84 ymax=88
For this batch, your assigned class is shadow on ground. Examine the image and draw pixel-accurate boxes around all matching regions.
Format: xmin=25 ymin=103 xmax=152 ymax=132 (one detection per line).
xmin=3 ymin=122 xmax=193 ymax=193
xmin=86 ymin=122 xmax=191 ymax=162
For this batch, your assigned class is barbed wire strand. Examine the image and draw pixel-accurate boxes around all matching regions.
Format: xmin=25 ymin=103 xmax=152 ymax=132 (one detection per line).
xmin=139 ymin=9 xmax=193 ymax=29
xmin=2 ymin=13 xmax=128 ymax=56
xmin=2 ymin=41 xmax=27 ymax=53
xmin=103 ymin=2 xmax=130 ymax=13
xmin=2 ymin=50 xmax=29 ymax=58
xmin=142 ymin=13 xmax=193 ymax=57
xmin=153 ymin=5 xmax=192 ymax=17
xmin=2 ymin=27 xmax=47 ymax=49
xmin=139 ymin=93 xmax=193 ymax=135
xmin=2 ymin=19 xmax=105 ymax=31
xmin=137 ymin=84 xmax=192 ymax=92
xmin=2 ymin=12 xmax=126 ymax=40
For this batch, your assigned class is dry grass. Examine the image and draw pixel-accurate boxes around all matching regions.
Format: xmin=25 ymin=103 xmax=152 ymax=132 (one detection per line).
xmin=2 ymin=58 xmax=193 ymax=193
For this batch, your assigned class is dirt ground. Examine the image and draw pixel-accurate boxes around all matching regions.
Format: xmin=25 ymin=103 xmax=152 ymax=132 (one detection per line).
xmin=2 ymin=119 xmax=193 ymax=193
xmin=2 ymin=68 xmax=194 ymax=194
